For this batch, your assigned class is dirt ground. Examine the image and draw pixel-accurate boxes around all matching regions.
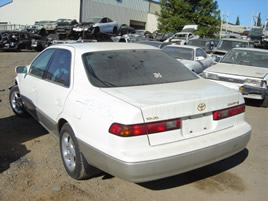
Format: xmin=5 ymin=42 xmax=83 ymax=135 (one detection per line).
xmin=0 ymin=51 xmax=267 ymax=201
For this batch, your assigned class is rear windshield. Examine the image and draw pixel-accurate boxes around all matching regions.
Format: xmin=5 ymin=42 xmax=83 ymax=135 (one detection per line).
xmin=162 ymin=46 xmax=194 ymax=60
xmin=82 ymin=49 xmax=198 ymax=88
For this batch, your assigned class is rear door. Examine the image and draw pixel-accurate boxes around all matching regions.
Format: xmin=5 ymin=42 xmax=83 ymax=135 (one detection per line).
xmin=36 ymin=47 xmax=73 ymax=133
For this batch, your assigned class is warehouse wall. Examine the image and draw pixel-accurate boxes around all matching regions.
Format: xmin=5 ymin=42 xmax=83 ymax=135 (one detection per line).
xmin=0 ymin=0 xmax=80 ymax=25
xmin=81 ymin=0 xmax=149 ymax=29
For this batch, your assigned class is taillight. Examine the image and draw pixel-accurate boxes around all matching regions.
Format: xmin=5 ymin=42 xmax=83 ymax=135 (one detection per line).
xmin=109 ymin=118 xmax=181 ymax=137
xmin=213 ymin=104 xmax=245 ymax=120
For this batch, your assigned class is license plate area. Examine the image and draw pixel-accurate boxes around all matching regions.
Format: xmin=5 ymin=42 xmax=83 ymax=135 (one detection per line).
xmin=182 ymin=113 xmax=212 ymax=136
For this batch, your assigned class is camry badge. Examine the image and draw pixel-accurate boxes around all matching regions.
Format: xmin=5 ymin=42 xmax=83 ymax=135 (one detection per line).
xmin=197 ymin=103 xmax=206 ymax=111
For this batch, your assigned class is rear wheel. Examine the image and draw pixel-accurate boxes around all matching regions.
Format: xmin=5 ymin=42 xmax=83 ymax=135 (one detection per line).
xmin=113 ymin=27 xmax=117 ymax=34
xmin=9 ymin=85 xmax=28 ymax=117
xmin=60 ymin=123 xmax=99 ymax=180
xmin=93 ymin=27 xmax=99 ymax=34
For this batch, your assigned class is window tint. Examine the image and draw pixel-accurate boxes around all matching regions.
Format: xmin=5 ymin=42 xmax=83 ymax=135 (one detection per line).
xmin=221 ymin=49 xmax=268 ymax=68
xmin=82 ymin=49 xmax=198 ymax=88
xmin=29 ymin=49 xmax=55 ymax=78
xmin=45 ymin=49 xmax=71 ymax=87
xmin=162 ymin=46 xmax=194 ymax=60
xmin=196 ymin=48 xmax=207 ymax=58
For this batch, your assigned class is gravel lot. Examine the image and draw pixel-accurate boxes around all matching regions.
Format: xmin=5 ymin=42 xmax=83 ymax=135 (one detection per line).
xmin=0 ymin=51 xmax=267 ymax=201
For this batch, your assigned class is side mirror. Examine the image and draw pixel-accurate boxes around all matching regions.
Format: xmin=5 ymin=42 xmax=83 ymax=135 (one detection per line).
xmin=15 ymin=66 xmax=27 ymax=74
xmin=196 ymin=56 xmax=205 ymax=61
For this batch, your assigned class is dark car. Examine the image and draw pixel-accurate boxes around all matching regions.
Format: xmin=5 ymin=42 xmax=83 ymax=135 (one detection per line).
xmin=56 ymin=19 xmax=78 ymax=40
xmin=0 ymin=31 xmax=33 ymax=51
xmin=247 ymin=28 xmax=263 ymax=48
xmin=188 ymin=38 xmax=219 ymax=53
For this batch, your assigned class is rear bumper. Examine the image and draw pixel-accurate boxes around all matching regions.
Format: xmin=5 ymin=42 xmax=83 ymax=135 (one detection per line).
xmin=79 ymin=122 xmax=251 ymax=183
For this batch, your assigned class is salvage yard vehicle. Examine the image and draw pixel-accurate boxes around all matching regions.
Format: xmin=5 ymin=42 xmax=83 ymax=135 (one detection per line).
xmin=0 ymin=31 xmax=32 ymax=51
xmin=162 ymin=44 xmax=215 ymax=74
xmin=164 ymin=31 xmax=199 ymax=45
xmin=9 ymin=43 xmax=251 ymax=182
xmin=72 ymin=17 xmax=118 ymax=36
xmin=188 ymin=38 xmax=219 ymax=53
xmin=211 ymin=38 xmax=250 ymax=62
xmin=56 ymin=18 xmax=78 ymax=40
xmin=202 ymin=48 xmax=268 ymax=107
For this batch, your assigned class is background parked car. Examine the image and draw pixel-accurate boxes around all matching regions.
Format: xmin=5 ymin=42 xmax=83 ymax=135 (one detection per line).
xmin=188 ymin=38 xmax=219 ymax=53
xmin=211 ymin=38 xmax=250 ymax=62
xmin=162 ymin=44 xmax=215 ymax=74
xmin=202 ymin=48 xmax=268 ymax=107
xmin=164 ymin=31 xmax=199 ymax=45
xmin=0 ymin=31 xmax=33 ymax=51
xmin=73 ymin=17 xmax=118 ymax=35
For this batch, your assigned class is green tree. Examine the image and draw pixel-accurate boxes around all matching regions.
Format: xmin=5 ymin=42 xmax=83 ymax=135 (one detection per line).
xmin=257 ymin=13 xmax=261 ymax=26
xmin=157 ymin=0 xmax=221 ymax=38
xmin=236 ymin=16 xmax=240 ymax=25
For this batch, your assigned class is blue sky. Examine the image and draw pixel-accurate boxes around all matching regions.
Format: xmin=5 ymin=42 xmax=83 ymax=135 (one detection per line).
xmin=217 ymin=0 xmax=268 ymax=26
xmin=0 ymin=0 xmax=12 ymax=7
xmin=152 ymin=0 xmax=267 ymax=26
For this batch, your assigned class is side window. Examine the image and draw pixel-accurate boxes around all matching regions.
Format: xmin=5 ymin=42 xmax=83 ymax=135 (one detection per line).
xmin=45 ymin=49 xmax=71 ymax=87
xmin=101 ymin=18 xmax=107 ymax=23
xmin=29 ymin=49 xmax=55 ymax=78
xmin=196 ymin=48 xmax=207 ymax=58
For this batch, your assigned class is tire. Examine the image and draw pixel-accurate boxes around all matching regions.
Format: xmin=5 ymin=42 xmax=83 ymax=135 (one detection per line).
xmin=9 ymin=85 xmax=28 ymax=117
xmin=113 ymin=27 xmax=117 ymax=34
xmin=60 ymin=123 xmax=99 ymax=180
xmin=260 ymin=96 xmax=268 ymax=108
xmin=93 ymin=27 xmax=99 ymax=34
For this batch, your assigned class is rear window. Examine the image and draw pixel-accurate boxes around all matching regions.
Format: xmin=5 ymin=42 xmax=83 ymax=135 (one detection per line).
xmin=162 ymin=46 xmax=194 ymax=61
xmin=82 ymin=49 xmax=198 ymax=88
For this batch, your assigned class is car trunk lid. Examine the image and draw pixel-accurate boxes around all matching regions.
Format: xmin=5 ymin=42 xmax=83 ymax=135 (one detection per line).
xmin=102 ymin=79 xmax=244 ymax=146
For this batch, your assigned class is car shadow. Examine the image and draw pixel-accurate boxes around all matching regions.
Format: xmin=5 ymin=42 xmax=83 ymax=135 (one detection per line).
xmin=138 ymin=149 xmax=248 ymax=190
xmin=245 ymin=98 xmax=262 ymax=107
xmin=0 ymin=115 xmax=48 ymax=173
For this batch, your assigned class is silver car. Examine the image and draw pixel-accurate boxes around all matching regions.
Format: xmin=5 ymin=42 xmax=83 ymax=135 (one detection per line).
xmin=162 ymin=44 xmax=215 ymax=74
xmin=202 ymin=48 xmax=268 ymax=107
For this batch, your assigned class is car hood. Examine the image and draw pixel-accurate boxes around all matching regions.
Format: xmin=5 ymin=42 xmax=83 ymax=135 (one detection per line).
xmin=101 ymin=78 xmax=242 ymax=122
xmin=205 ymin=63 xmax=268 ymax=78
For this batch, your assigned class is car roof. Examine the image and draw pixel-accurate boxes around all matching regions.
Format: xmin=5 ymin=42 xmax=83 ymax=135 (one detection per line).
xmin=49 ymin=42 xmax=158 ymax=54
xmin=232 ymin=47 xmax=268 ymax=53
xmin=163 ymin=44 xmax=197 ymax=50
xmin=221 ymin=38 xmax=249 ymax=42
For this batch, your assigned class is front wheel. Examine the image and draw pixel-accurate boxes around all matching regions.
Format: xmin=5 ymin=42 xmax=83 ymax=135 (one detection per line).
xmin=60 ymin=123 xmax=99 ymax=180
xmin=9 ymin=85 xmax=28 ymax=117
xmin=260 ymin=96 xmax=268 ymax=108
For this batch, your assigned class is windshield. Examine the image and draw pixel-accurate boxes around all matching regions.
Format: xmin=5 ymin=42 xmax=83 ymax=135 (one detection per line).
xmin=86 ymin=18 xmax=102 ymax=23
xmin=162 ymin=46 xmax=194 ymax=60
xmin=248 ymin=28 xmax=263 ymax=37
xmin=217 ymin=40 xmax=249 ymax=51
xmin=221 ymin=49 xmax=268 ymax=68
xmin=188 ymin=40 xmax=207 ymax=49
xmin=173 ymin=34 xmax=187 ymax=39
xmin=82 ymin=49 xmax=197 ymax=88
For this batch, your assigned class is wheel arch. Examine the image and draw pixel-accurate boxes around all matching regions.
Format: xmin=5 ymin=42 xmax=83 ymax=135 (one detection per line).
xmin=58 ymin=118 xmax=68 ymax=135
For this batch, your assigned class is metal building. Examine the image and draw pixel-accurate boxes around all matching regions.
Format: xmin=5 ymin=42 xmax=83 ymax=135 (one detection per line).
xmin=0 ymin=0 xmax=160 ymax=32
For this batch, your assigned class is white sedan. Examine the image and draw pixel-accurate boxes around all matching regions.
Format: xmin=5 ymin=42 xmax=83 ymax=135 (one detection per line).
xmin=202 ymin=48 xmax=268 ymax=107
xmin=162 ymin=44 xmax=215 ymax=74
xmin=9 ymin=43 xmax=251 ymax=182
